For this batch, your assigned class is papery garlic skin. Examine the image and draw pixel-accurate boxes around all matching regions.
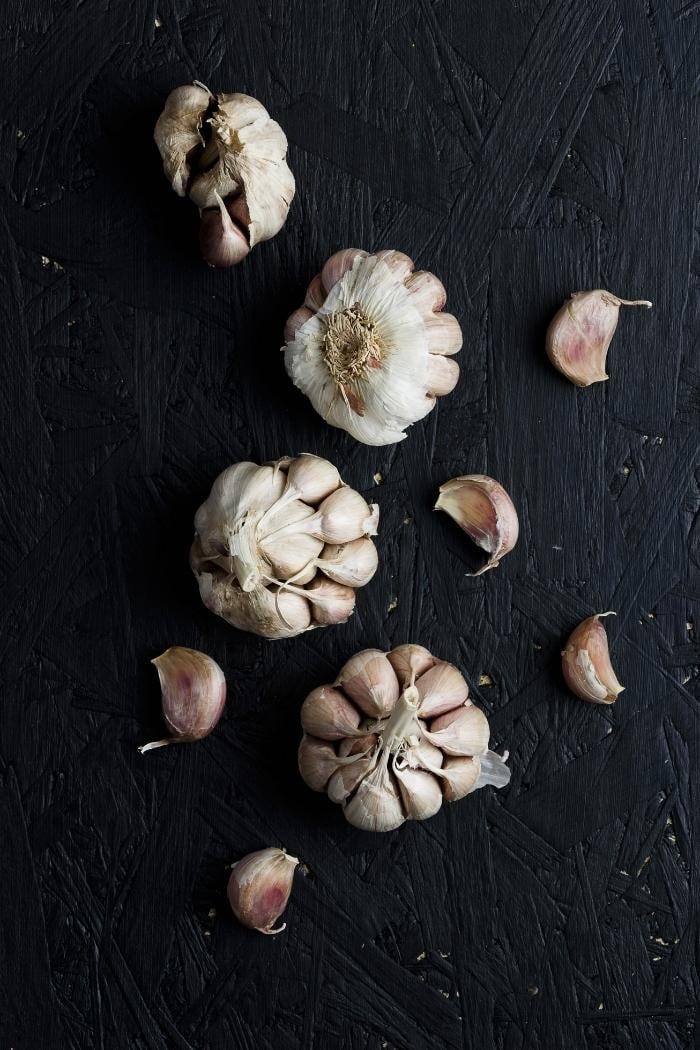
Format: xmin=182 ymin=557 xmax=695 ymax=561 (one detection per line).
xmin=435 ymin=475 xmax=519 ymax=576
xmin=546 ymin=290 xmax=652 ymax=387
xmin=298 ymin=645 xmax=510 ymax=831
xmin=561 ymin=612 xmax=624 ymax=704
xmin=139 ymin=646 xmax=226 ymax=753
xmin=227 ymin=847 xmax=299 ymax=935
xmin=283 ymin=250 xmax=462 ymax=445
xmin=191 ymin=455 xmax=379 ymax=639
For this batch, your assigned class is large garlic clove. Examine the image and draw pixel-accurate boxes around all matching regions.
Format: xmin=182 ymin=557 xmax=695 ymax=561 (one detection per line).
xmin=335 ymin=649 xmax=400 ymax=717
xmin=315 ymin=487 xmax=379 ymax=543
xmin=304 ymin=577 xmax=356 ymax=625
xmin=284 ymin=306 xmax=314 ymax=343
xmin=426 ymin=354 xmax=460 ymax=396
xmin=301 ymin=685 xmax=363 ymax=740
xmin=546 ymin=290 xmax=652 ymax=387
xmin=321 ymin=248 xmax=368 ymax=293
xmin=315 ymin=538 xmax=378 ymax=588
xmin=139 ymin=646 xmax=226 ymax=753
xmin=343 ymin=759 xmax=405 ymax=832
xmin=374 ymin=249 xmax=414 ymax=281
xmin=435 ymin=474 xmax=519 ymax=576
xmin=416 ymin=661 xmax=469 ymax=719
xmin=283 ymin=454 xmax=342 ymax=505
xmin=327 ymin=750 xmax=377 ymax=803
xmin=260 ymin=531 xmax=323 ymax=581
xmin=394 ymin=764 xmax=442 ymax=820
xmin=424 ymin=313 xmax=463 ymax=355
xmin=405 ymin=270 xmax=447 ymax=312
xmin=227 ymin=847 xmax=299 ymax=935
xmin=561 ymin=613 xmax=624 ymax=704
xmin=440 ymin=756 xmax=481 ymax=801
xmin=298 ymin=735 xmax=339 ymax=791
xmin=199 ymin=192 xmax=250 ymax=267
xmin=154 ymin=84 xmax=211 ymax=197
xmin=425 ymin=702 xmax=490 ymax=757
xmin=387 ymin=644 xmax=436 ymax=688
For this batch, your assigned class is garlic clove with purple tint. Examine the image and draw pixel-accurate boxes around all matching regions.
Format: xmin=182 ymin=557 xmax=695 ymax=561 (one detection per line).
xmin=139 ymin=647 xmax=226 ymax=753
xmin=227 ymin=847 xmax=299 ymax=935
xmin=435 ymin=474 xmax=519 ymax=576
xmin=561 ymin=612 xmax=624 ymax=704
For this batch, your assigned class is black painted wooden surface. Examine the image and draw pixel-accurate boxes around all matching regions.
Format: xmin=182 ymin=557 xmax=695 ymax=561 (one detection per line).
xmin=1 ymin=2 xmax=699 ymax=1048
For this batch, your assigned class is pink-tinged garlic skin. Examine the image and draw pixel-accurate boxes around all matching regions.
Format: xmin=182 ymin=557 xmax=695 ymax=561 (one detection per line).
xmin=139 ymin=647 xmax=226 ymax=753
xmin=561 ymin=612 xmax=624 ymax=704
xmin=227 ymin=847 xmax=299 ymax=935
xmin=546 ymin=290 xmax=652 ymax=387
xmin=298 ymin=644 xmax=510 ymax=832
xmin=435 ymin=474 xmax=519 ymax=576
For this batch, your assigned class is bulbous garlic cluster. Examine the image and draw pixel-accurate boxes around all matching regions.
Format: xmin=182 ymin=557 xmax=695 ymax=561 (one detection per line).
xmin=190 ymin=454 xmax=379 ymax=639
xmin=283 ymin=249 xmax=463 ymax=445
xmin=298 ymin=645 xmax=510 ymax=832
xmin=154 ymin=84 xmax=295 ymax=266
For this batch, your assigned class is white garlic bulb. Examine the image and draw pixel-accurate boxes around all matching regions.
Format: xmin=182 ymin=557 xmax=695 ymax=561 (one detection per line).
xmin=283 ymin=249 xmax=462 ymax=445
xmin=190 ymin=455 xmax=379 ymax=639
xmin=154 ymin=84 xmax=295 ymax=267
xmin=298 ymin=644 xmax=510 ymax=831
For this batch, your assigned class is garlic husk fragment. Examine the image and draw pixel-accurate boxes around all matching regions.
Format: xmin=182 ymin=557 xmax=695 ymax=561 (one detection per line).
xmin=283 ymin=250 xmax=462 ymax=445
xmin=191 ymin=455 xmax=379 ymax=639
xmin=139 ymin=646 xmax=226 ymax=753
xmin=153 ymin=84 xmax=211 ymax=197
xmin=435 ymin=474 xmax=519 ymax=576
xmin=227 ymin=847 xmax=299 ymax=935
xmin=561 ymin=612 xmax=624 ymax=704
xmin=298 ymin=644 xmax=510 ymax=831
xmin=546 ymin=290 xmax=652 ymax=387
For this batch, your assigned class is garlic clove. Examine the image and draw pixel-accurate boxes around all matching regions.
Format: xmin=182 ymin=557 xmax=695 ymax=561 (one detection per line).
xmin=561 ymin=612 xmax=624 ymax=704
xmin=374 ymin=249 xmax=414 ymax=281
xmin=406 ymin=735 xmax=444 ymax=771
xmin=321 ymin=248 xmax=368 ymax=293
xmin=475 ymin=750 xmax=511 ymax=789
xmin=315 ymin=537 xmax=378 ymax=588
xmin=305 ymin=274 xmax=326 ymax=311
xmin=301 ymin=685 xmax=362 ymax=740
xmin=435 ymin=474 xmax=519 ymax=576
xmin=227 ymin=847 xmax=299 ymax=935
xmin=405 ymin=270 xmax=447 ymax=313
xmin=387 ymin=644 xmax=436 ymax=688
xmin=199 ymin=192 xmax=250 ymax=267
xmin=416 ymin=661 xmax=469 ymax=719
xmin=425 ymin=703 xmax=490 ymax=757
xmin=327 ymin=752 xmax=376 ymax=803
xmin=336 ymin=649 xmax=400 ymax=717
xmin=139 ymin=646 xmax=226 ymax=753
xmin=283 ymin=453 xmax=342 ymax=505
xmin=284 ymin=306 xmax=314 ymax=343
xmin=154 ymin=83 xmax=211 ymax=197
xmin=304 ymin=577 xmax=356 ymax=625
xmin=298 ymin=735 xmax=339 ymax=791
xmin=316 ymin=486 xmax=379 ymax=543
xmin=343 ymin=760 xmax=405 ymax=832
xmin=338 ymin=733 xmax=379 ymax=758
xmin=440 ymin=756 xmax=481 ymax=801
xmin=546 ymin=290 xmax=652 ymax=387
xmin=260 ymin=531 xmax=323 ymax=581
xmin=196 ymin=573 xmax=311 ymax=639
xmin=394 ymin=764 xmax=442 ymax=820
xmin=424 ymin=313 xmax=463 ymax=355
xmin=426 ymin=354 xmax=460 ymax=396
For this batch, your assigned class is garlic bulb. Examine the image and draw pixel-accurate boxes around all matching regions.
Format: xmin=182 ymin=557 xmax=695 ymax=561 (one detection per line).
xmin=227 ymin=847 xmax=299 ymax=935
xmin=435 ymin=475 xmax=519 ymax=576
xmin=190 ymin=454 xmax=379 ymax=639
xmin=139 ymin=647 xmax=226 ymax=753
xmin=561 ymin=612 xmax=624 ymax=704
xmin=154 ymin=84 xmax=294 ymax=267
xmin=298 ymin=645 xmax=510 ymax=831
xmin=283 ymin=249 xmax=462 ymax=445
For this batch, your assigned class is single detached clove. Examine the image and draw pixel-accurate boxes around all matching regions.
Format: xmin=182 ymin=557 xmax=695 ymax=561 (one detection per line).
xmin=546 ymin=290 xmax=652 ymax=387
xmin=435 ymin=474 xmax=519 ymax=576
xmin=561 ymin=612 xmax=624 ymax=704
xmin=227 ymin=847 xmax=299 ymax=934
xmin=138 ymin=646 xmax=226 ymax=753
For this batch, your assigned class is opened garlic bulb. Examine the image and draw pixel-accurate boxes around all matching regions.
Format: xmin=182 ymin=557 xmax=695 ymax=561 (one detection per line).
xmin=190 ymin=454 xmax=379 ymax=639
xmin=298 ymin=644 xmax=510 ymax=831
xmin=154 ymin=84 xmax=294 ymax=266
xmin=283 ymin=249 xmax=462 ymax=445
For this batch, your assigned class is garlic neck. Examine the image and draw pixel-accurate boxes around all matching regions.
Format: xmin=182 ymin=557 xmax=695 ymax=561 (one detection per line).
xmin=322 ymin=303 xmax=384 ymax=385
xmin=380 ymin=686 xmax=420 ymax=755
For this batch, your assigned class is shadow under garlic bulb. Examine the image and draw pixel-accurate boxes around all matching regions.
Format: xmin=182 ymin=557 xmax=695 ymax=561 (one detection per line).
xmin=154 ymin=83 xmax=295 ymax=266
xmin=283 ymin=249 xmax=463 ymax=445
xmin=298 ymin=644 xmax=510 ymax=831
xmin=190 ymin=454 xmax=379 ymax=639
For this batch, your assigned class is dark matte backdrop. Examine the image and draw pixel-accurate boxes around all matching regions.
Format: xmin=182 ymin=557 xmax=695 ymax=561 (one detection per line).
xmin=1 ymin=1 xmax=699 ymax=1048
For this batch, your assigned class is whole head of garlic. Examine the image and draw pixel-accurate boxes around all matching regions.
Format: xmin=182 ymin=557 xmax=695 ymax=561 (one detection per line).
xmin=283 ymin=249 xmax=462 ymax=445
xmin=298 ymin=644 xmax=510 ymax=832
xmin=190 ymin=454 xmax=379 ymax=639
xmin=154 ymin=84 xmax=295 ymax=267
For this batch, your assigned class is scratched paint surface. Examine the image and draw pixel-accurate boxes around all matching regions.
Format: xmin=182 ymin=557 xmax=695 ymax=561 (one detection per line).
xmin=0 ymin=1 xmax=699 ymax=1048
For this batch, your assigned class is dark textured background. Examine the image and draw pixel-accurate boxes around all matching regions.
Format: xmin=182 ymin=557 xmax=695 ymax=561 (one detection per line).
xmin=1 ymin=1 xmax=699 ymax=1048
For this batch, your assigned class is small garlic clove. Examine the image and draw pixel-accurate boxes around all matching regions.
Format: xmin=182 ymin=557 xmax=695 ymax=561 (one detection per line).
xmin=321 ymin=248 xmax=368 ymax=293
xmin=315 ymin=486 xmax=379 ymax=543
xmin=154 ymin=84 xmax=211 ymax=197
xmin=546 ymin=290 xmax=652 ymax=387
xmin=283 ymin=453 xmax=342 ymax=505
xmin=374 ymin=249 xmax=414 ymax=281
xmin=301 ymin=685 xmax=362 ymax=740
xmin=425 ymin=703 xmax=490 ymax=757
xmin=440 ymin=756 xmax=481 ymax=801
xmin=561 ymin=612 xmax=624 ymax=704
xmin=227 ymin=847 xmax=299 ymax=935
xmin=304 ymin=577 xmax=356 ymax=625
xmin=387 ymin=644 xmax=436 ymax=688
xmin=315 ymin=537 xmax=379 ymax=588
xmin=199 ymin=193 xmax=250 ymax=267
xmin=424 ymin=313 xmax=463 ymax=355
xmin=405 ymin=270 xmax=447 ymax=313
xmin=426 ymin=354 xmax=460 ymax=396
xmin=305 ymin=274 xmax=326 ymax=311
xmin=343 ymin=759 xmax=405 ymax=832
xmin=139 ymin=646 xmax=226 ymax=753
xmin=474 ymin=750 xmax=511 ymax=790
xmin=393 ymin=764 xmax=443 ymax=821
xmin=336 ymin=649 xmax=400 ymax=717
xmin=284 ymin=306 xmax=314 ymax=343
xmin=416 ymin=661 xmax=469 ymax=719
xmin=435 ymin=474 xmax=519 ymax=576
xmin=298 ymin=735 xmax=339 ymax=791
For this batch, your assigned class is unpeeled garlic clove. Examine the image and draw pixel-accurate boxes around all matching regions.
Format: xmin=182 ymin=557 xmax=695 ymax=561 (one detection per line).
xmin=425 ymin=703 xmax=490 ymax=757
xmin=321 ymin=248 xmax=368 ymax=293
xmin=300 ymin=685 xmax=362 ymax=740
xmin=227 ymin=847 xmax=299 ymax=935
xmin=435 ymin=474 xmax=519 ymax=576
xmin=199 ymin=192 xmax=250 ymax=267
xmin=298 ymin=735 xmax=339 ymax=791
xmin=315 ymin=538 xmax=378 ymax=588
xmin=343 ymin=758 xmax=405 ymax=832
xmin=139 ymin=646 xmax=226 ymax=753
xmin=279 ymin=453 xmax=342 ymax=507
xmin=416 ymin=661 xmax=469 ymax=719
xmin=546 ymin=290 xmax=652 ymax=387
xmin=335 ymin=649 xmax=399 ymax=717
xmin=260 ymin=530 xmax=323 ymax=581
xmin=387 ymin=644 xmax=436 ymax=687
xmin=561 ymin=612 xmax=624 ymax=704
xmin=394 ymin=764 xmax=442 ymax=820
xmin=153 ymin=84 xmax=211 ymax=197
xmin=440 ymin=755 xmax=481 ymax=801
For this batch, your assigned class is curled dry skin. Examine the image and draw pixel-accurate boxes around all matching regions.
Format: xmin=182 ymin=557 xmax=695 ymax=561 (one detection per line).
xmin=283 ymin=249 xmax=463 ymax=445
xmin=298 ymin=644 xmax=511 ymax=832
xmin=191 ymin=454 xmax=379 ymax=640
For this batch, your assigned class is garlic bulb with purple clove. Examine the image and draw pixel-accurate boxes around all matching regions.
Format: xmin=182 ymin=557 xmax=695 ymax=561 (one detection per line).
xmin=298 ymin=644 xmax=510 ymax=831
xmin=154 ymin=84 xmax=294 ymax=267
xmin=227 ymin=847 xmax=299 ymax=934
xmin=190 ymin=454 xmax=379 ymax=639
xmin=283 ymin=249 xmax=462 ymax=445
xmin=435 ymin=475 xmax=519 ymax=576
xmin=138 ymin=646 xmax=226 ymax=753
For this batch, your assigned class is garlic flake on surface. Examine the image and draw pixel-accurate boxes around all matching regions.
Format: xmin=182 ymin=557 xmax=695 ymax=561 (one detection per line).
xmin=435 ymin=474 xmax=519 ymax=576
xmin=298 ymin=645 xmax=510 ymax=832
xmin=283 ymin=249 xmax=462 ymax=445
xmin=190 ymin=454 xmax=379 ymax=639
xmin=154 ymin=84 xmax=295 ymax=267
